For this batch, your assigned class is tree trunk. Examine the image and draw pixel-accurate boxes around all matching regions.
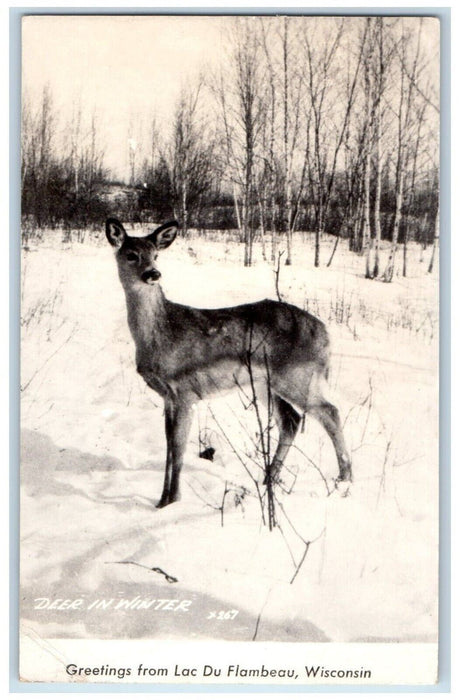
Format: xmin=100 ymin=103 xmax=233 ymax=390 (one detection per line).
xmin=363 ymin=142 xmax=372 ymax=275
xmin=270 ymin=192 xmax=277 ymax=263
xmin=233 ymin=183 xmax=242 ymax=234
xmin=314 ymin=220 xmax=321 ymax=267
xmin=314 ymin=197 xmax=323 ymax=267
xmin=373 ymin=104 xmax=382 ymax=278
xmin=257 ymin=191 xmax=267 ymax=261
xmin=181 ymin=180 xmax=188 ymax=237
xmin=428 ymin=203 xmax=439 ymax=274
xmin=327 ymin=233 xmax=340 ymax=267
xmin=282 ymin=18 xmax=294 ymax=266
xmin=402 ymin=222 xmax=408 ymax=277
xmin=363 ymin=34 xmax=373 ymax=278
xmin=383 ymin=157 xmax=404 ymax=282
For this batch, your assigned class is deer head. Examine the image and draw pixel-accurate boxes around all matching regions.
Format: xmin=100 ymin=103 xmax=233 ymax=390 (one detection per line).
xmin=106 ymin=218 xmax=179 ymax=287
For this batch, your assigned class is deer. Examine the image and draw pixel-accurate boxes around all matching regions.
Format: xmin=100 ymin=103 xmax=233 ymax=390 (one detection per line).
xmin=106 ymin=218 xmax=352 ymax=508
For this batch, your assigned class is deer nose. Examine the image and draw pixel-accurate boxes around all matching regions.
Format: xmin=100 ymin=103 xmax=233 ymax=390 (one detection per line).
xmin=142 ymin=269 xmax=161 ymax=284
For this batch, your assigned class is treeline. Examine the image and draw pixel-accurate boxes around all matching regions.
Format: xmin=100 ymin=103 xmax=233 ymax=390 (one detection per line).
xmin=22 ymin=86 xmax=108 ymax=232
xmin=21 ymin=16 xmax=439 ymax=278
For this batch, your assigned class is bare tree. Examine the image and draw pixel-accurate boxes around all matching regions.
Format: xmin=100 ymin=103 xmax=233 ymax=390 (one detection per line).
xmin=301 ymin=18 xmax=363 ymax=267
xmin=214 ymin=18 xmax=266 ymax=266
xmin=256 ymin=18 xmax=308 ymax=265
xmin=362 ymin=19 xmax=374 ymax=278
xmin=21 ymin=97 xmax=33 ymax=190
xmin=371 ymin=18 xmax=389 ymax=278
xmin=279 ymin=18 xmax=304 ymax=265
xmin=259 ymin=19 xmax=278 ymax=262
xmin=383 ymin=20 xmax=423 ymax=283
xmin=21 ymin=84 xmax=63 ymax=229
xmin=165 ymin=80 xmax=216 ymax=235
xmin=234 ymin=19 xmax=265 ymax=265
xmin=362 ymin=18 xmax=396 ymax=278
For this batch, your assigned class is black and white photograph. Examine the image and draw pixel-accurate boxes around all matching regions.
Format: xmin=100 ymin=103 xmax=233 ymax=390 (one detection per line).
xmin=19 ymin=13 xmax=440 ymax=685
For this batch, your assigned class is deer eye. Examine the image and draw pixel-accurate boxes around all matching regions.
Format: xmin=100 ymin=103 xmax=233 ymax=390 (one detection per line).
xmin=126 ymin=252 xmax=139 ymax=263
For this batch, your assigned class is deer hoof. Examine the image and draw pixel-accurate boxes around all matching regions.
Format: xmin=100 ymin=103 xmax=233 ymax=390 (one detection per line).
xmin=334 ymin=479 xmax=351 ymax=497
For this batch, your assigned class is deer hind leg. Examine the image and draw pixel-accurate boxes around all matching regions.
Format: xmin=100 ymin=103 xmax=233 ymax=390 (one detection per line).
xmin=264 ymin=395 xmax=301 ymax=486
xmin=307 ymin=401 xmax=352 ymax=486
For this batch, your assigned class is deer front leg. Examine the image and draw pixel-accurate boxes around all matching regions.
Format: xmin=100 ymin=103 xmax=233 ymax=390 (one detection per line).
xmin=264 ymin=396 xmax=301 ymax=485
xmin=158 ymin=399 xmax=193 ymax=507
xmin=157 ymin=403 xmax=174 ymax=508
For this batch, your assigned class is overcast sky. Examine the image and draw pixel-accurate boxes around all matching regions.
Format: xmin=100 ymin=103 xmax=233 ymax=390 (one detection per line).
xmin=22 ymin=15 xmax=226 ymax=177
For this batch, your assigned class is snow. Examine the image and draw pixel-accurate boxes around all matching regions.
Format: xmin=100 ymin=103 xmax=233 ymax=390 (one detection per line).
xmin=20 ymin=230 xmax=438 ymax=644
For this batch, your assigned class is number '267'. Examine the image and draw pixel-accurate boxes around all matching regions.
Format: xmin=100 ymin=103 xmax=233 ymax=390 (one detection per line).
xmin=207 ymin=610 xmax=239 ymax=620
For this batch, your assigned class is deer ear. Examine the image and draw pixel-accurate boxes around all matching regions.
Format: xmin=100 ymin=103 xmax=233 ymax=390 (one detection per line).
xmin=149 ymin=221 xmax=179 ymax=250
xmin=106 ymin=218 xmax=127 ymax=248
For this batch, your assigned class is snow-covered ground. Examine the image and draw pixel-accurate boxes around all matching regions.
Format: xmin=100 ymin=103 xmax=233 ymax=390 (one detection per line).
xmin=20 ymin=229 xmax=438 ymax=644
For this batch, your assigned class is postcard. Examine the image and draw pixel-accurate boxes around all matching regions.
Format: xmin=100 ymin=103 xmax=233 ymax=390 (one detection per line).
xmin=19 ymin=14 xmax=440 ymax=686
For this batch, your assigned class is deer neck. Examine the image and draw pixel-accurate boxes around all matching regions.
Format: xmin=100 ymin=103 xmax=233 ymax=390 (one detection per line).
xmin=123 ymin=282 xmax=168 ymax=354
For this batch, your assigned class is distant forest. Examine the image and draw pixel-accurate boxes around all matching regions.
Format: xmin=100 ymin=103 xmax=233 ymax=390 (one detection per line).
xmin=21 ymin=16 xmax=439 ymax=278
